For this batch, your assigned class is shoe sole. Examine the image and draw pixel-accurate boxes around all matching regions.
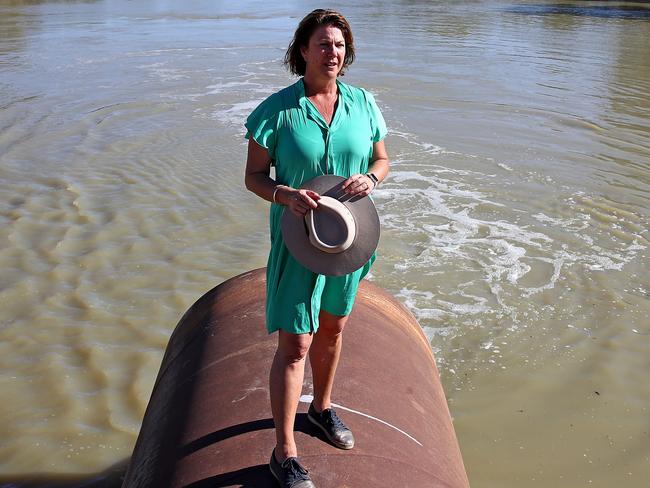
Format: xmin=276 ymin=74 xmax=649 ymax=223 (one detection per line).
xmin=307 ymin=413 xmax=355 ymax=450
xmin=269 ymin=464 xmax=282 ymax=486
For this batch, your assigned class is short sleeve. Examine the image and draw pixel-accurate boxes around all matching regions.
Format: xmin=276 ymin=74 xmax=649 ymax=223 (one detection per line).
xmin=365 ymin=91 xmax=388 ymax=143
xmin=244 ymin=95 xmax=279 ymax=159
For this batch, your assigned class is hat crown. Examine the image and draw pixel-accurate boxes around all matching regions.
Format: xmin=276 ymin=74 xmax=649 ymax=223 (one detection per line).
xmin=281 ymin=175 xmax=380 ymax=276
xmin=305 ymin=196 xmax=356 ymax=254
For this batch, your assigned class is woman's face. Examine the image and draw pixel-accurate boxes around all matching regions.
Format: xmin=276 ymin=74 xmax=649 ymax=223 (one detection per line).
xmin=301 ymin=24 xmax=346 ymax=80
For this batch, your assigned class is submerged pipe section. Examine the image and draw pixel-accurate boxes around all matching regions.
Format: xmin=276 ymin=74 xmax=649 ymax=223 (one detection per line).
xmin=123 ymin=268 xmax=469 ymax=487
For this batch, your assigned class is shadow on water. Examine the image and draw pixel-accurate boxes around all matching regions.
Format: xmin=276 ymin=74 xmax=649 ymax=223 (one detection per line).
xmin=507 ymin=2 xmax=650 ymax=20
xmin=0 ymin=459 xmax=128 ymax=488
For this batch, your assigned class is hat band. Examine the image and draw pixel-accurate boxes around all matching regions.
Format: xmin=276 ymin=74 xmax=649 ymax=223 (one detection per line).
xmin=305 ymin=196 xmax=356 ymax=254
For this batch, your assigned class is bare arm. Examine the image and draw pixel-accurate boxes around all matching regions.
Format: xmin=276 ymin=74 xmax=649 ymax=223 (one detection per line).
xmin=244 ymin=138 xmax=320 ymax=216
xmin=368 ymin=139 xmax=390 ymax=182
xmin=342 ymin=139 xmax=390 ymax=196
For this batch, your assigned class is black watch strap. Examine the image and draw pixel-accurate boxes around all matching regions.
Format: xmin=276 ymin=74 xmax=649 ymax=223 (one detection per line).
xmin=366 ymin=172 xmax=379 ymax=188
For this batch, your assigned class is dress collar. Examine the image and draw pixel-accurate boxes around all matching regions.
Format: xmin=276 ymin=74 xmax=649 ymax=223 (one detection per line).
xmin=295 ymin=78 xmax=350 ymax=129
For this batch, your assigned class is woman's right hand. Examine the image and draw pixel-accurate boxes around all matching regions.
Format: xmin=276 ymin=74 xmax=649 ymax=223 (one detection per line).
xmin=279 ymin=187 xmax=320 ymax=217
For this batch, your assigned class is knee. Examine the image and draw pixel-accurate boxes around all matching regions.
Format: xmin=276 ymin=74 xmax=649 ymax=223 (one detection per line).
xmin=277 ymin=333 xmax=312 ymax=365
xmin=317 ymin=313 xmax=348 ymax=339
xmin=283 ymin=343 xmax=310 ymax=364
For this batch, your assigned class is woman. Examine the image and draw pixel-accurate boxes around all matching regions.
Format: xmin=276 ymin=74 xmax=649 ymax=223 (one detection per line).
xmin=244 ymin=9 xmax=389 ymax=488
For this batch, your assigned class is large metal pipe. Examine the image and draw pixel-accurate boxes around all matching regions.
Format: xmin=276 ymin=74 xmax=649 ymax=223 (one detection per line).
xmin=123 ymin=268 xmax=469 ymax=487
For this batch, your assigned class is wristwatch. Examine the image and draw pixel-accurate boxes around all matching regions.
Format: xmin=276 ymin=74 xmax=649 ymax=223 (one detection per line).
xmin=366 ymin=172 xmax=379 ymax=189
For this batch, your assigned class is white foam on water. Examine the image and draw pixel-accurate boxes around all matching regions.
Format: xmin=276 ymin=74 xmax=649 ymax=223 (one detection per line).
xmin=203 ymin=65 xmax=288 ymax=126
xmin=521 ymin=256 xmax=565 ymax=297
xmin=390 ymin=129 xmax=445 ymax=157
xmin=205 ymin=79 xmax=263 ymax=95
xmin=480 ymin=340 xmax=494 ymax=350
xmin=422 ymin=325 xmax=458 ymax=340
xmin=584 ymin=249 xmax=628 ymax=271
xmin=236 ymin=58 xmax=285 ymax=69
xmin=398 ymin=288 xmax=448 ymax=321
xmin=374 ymin=126 xmax=648 ymax=352
xmin=131 ymin=47 xmax=249 ymax=56
xmin=479 ymin=238 xmax=530 ymax=284
xmin=211 ymin=98 xmax=266 ymax=126
xmin=497 ymin=162 xmax=514 ymax=171
xmin=137 ymin=62 xmax=190 ymax=81
xmin=532 ymin=212 xmax=590 ymax=231
xmin=437 ymin=297 xmax=490 ymax=316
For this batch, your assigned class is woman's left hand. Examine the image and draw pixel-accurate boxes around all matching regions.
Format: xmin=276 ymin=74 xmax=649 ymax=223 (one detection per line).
xmin=342 ymin=173 xmax=375 ymax=197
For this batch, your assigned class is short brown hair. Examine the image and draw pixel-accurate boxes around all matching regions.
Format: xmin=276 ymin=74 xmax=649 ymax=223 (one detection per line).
xmin=284 ymin=9 xmax=355 ymax=76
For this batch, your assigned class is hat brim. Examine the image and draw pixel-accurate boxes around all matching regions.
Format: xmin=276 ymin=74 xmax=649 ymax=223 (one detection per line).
xmin=281 ymin=175 xmax=380 ymax=276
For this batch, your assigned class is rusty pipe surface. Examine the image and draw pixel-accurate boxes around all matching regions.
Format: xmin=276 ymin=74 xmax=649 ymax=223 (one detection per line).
xmin=122 ymin=268 xmax=469 ymax=487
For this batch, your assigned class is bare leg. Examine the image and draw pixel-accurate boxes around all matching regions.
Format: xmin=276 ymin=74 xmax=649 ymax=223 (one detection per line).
xmin=269 ymin=330 xmax=313 ymax=461
xmin=309 ymin=310 xmax=349 ymax=412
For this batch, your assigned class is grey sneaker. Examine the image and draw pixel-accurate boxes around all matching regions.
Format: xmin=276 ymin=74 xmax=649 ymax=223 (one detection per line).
xmin=307 ymin=403 xmax=355 ymax=449
xmin=269 ymin=451 xmax=315 ymax=488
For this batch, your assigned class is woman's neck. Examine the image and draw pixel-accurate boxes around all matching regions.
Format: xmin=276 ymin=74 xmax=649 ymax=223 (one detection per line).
xmin=303 ymin=74 xmax=338 ymax=98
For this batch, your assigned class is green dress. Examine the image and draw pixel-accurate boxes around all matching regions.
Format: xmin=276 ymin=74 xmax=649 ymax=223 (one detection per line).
xmin=245 ymin=78 xmax=387 ymax=334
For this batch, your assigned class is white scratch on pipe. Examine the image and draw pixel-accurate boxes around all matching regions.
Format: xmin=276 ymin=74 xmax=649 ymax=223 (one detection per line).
xmin=232 ymin=387 xmax=266 ymax=403
xmin=299 ymin=394 xmax=422 ymax=446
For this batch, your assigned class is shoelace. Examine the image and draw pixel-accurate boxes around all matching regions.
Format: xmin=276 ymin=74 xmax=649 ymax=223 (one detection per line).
xmin=323 ymin=409 xmax=346 ymax=430
xmin=281 ymin=457 xmax=310 ymax=481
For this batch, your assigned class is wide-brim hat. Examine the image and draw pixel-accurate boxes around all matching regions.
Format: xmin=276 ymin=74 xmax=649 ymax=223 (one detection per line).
xmin=281 ymin=175 xmax=380 ymax=276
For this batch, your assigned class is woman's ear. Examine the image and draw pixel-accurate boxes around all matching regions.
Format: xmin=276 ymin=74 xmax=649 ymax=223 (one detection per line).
xmin=300 ymin=44 xmax=308 ymax=61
